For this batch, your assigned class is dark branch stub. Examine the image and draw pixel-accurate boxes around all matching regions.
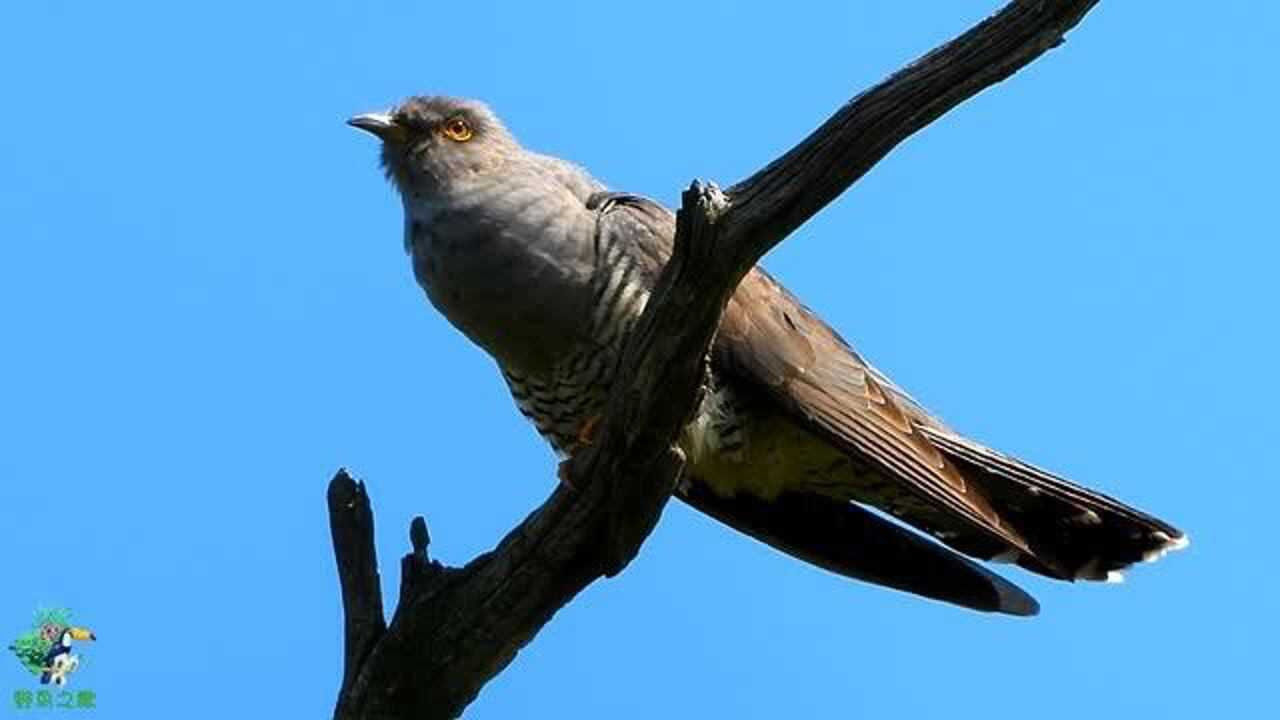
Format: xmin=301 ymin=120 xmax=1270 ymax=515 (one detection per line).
xmin=326 ymin=470 xmax=386 ymax=702
xmin=327 ymin=3 xmax=1102 ymax=718
xmin=399 ymin=515 xmax=448 ymax=605
xmin=409 ymin=516 xmax=429 ymax=555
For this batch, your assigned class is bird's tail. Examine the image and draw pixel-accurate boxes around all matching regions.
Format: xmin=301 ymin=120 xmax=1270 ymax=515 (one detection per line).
xmin=917 ymin=426 xmax=1188 ymax=582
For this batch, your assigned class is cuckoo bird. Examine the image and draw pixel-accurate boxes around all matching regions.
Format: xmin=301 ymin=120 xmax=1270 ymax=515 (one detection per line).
xmin=349 ymin=96 xmax=1187 ymax=616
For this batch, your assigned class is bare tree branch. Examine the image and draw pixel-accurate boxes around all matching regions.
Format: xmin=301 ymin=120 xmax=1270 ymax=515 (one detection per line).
xmin=327 ymin=470 xmax=385 ymax=699
xmin=328 ymin=2 xmax=1100 ymax=718
xmin=730 ymin=0 xmax=1099 ymax=251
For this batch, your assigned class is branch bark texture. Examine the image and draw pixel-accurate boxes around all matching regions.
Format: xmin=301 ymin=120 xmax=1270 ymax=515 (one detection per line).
xmin=328 ymin=2 xmax=1100 ymax=718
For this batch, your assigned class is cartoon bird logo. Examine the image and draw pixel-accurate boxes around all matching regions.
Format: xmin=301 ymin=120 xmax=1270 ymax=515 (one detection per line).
xmin=8 ymin=608 xmax=96 ymax=686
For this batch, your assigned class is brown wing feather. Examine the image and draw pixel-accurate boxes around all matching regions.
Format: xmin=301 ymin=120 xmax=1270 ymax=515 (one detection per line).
xmin=714 ymin=268 xmax=1055 ymax=570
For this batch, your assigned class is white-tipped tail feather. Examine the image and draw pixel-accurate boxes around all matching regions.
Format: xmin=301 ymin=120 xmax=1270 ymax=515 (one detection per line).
xmin=1143 ymin=532 xmax=1191 ymax=564
xmin=916 ymin=425 xmax=1188 ymax=583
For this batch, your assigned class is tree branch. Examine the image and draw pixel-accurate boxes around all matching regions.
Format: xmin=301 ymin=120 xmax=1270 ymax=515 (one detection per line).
xmin=327 ymin=470 xmax=385 ymax=699
xmin=729 ymin=0 xmax=1098 ymax=252
xmin=328 ymin=2 xmax=1100 ymax=718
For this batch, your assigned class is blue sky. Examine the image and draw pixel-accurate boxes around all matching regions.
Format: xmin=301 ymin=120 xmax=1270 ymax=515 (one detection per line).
xmin=1 ymin=1 xmax=1276 ymax=717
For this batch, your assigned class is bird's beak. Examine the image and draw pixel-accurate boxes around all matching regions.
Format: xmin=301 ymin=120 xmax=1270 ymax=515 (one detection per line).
xmin=69 ymin=628 xmax=95 ymax=642
xmin=347 ymin=111 xmax=406 ymax=143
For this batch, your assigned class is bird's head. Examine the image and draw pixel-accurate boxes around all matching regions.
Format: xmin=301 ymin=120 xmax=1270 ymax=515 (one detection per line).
xmin=59 ymin=627 xmax=95 ymax=646
xmin=348 ymin=96 xmax=517 ymax=199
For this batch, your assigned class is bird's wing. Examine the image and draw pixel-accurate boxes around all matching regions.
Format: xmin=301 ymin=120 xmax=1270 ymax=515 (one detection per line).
xmin=595 ymin=195 xmax=1183 ymax=584
xmin=593 ymin=194 xmax=1045 ymax=569
xmin=677 ymin=480 xmax=1039 ymax=615
xmin=714 ymin=267 xmax=1053 ymax=570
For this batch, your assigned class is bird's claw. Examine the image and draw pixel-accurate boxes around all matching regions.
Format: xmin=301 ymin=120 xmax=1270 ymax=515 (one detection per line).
xmin=557 ymin=415 xmax=603 ymax=492
xmin=576 ymin=414 xmax=602 ymax=447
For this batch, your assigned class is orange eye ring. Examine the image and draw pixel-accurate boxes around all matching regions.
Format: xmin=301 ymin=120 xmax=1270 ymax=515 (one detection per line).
xmin=443 ymin=118 xmax=473 ymax=142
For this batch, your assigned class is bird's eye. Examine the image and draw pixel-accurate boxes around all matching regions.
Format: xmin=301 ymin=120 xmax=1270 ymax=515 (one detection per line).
xmin=443 ymin=118 xmax=473 ymax=142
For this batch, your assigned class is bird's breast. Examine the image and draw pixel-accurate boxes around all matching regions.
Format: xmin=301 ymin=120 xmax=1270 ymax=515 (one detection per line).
xmin=405 ymin=204 xmax=599 ymax=376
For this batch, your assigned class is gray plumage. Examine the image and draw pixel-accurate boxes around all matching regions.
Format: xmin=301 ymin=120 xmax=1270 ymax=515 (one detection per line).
xmin=349 ymin=96 xmax=1187 ymax=616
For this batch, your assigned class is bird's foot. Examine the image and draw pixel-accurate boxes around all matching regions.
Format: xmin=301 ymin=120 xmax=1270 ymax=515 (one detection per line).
xmin=556 ymin=415 xmax=604 ymax=492
xmin=576 ymin=414 xmax=602 ymax=447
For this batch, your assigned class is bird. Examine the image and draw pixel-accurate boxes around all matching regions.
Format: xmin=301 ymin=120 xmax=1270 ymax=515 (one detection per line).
xmin=348 ymin=95 xmax=1188 ymax=616
xmin=39 ymin=627 xmax=94 ymax=686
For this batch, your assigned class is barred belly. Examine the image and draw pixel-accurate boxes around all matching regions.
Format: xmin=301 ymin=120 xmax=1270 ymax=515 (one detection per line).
xmin=501 ymin=350 xmax=614 ymax=455
xmin=502 ymin=352 xmax=862 ymax=506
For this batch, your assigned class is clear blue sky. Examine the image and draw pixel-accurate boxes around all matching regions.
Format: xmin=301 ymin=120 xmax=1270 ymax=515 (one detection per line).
xmin=2 ymin=2 xmax=1275 ymax=717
